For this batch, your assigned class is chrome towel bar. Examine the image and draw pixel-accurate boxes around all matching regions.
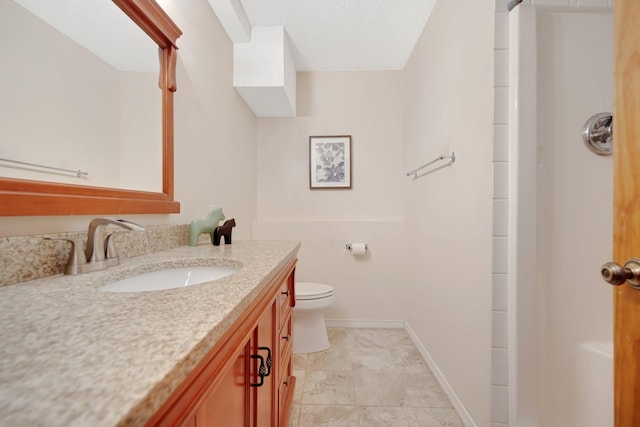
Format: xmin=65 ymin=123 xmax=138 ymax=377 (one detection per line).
xmin=0 ymin=157 xmax=88 ymax=178
xmin=406 ymin=152 xmax=455 ymax=178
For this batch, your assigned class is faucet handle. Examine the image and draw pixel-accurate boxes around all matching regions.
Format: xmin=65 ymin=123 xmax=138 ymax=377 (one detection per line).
xmin=44 ymin=237 xmax=87 ymax=275
xmin=104 ymin=232 xmax=127 ymax=260
xmin=86 ymin=218 xmax=145 ymax=262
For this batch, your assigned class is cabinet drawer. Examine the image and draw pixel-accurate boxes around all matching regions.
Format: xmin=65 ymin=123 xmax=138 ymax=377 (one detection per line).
xmin=278 ymin=280 xmax=292 ymax=311
xmin=278 ymin=354 xmax=294 ymax=426
xmin=278 ymin=287 xmax=293 ymax=329
xmin=279 ymin=329 xmax=293 ymax=384
xmin=279 ymin=314 xmax=292 ymax=359
xmin=279 ymin=297 xmax=291 ymax=328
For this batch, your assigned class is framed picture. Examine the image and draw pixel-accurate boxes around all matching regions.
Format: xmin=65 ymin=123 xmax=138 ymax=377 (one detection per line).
xmin=309 ymin=135 xmax=352 ymax=189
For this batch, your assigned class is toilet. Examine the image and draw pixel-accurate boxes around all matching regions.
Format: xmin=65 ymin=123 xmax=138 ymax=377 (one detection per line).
xmin=293 ymin=282 xmax=335 ymax=353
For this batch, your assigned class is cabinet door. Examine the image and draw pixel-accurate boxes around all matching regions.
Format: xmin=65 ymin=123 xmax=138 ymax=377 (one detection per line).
xmin=251 ymin=300 xmax=276 ymax=427
xmin=195 ymin=341 xmax=250 ymax=427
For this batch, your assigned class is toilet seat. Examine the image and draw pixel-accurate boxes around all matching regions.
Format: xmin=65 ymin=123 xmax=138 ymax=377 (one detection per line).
xmin=296 ymin=282 xmax=334 ymax=300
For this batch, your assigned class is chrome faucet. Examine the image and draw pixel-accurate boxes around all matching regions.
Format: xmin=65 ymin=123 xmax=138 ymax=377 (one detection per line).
xmin=46 ymin=218 xmax=145 ymax=275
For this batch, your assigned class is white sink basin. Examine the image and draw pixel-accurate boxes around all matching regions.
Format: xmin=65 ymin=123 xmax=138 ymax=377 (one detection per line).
xmin=101 ymin=265 xmax=239 ymax=292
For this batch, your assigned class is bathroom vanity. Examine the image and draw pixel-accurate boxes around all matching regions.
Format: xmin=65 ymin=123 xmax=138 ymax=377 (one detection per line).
xmin=147 ymin=250 xmax=297 ymax=427
xmin=0 ymin=239 xmax=299 ymax=427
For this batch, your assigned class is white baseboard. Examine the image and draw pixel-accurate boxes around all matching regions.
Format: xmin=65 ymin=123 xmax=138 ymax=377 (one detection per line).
xmin=404 ymin=322 xmax=477 ymax=427
xmin=324 ymin=319 xmax=406 ymax=329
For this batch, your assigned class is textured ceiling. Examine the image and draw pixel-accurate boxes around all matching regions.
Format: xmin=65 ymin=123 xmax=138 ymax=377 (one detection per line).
xmin=17 ymin=0 xmax=437 ymax=73
xmin=238 ymin=0 xmax=438 ymax=71
xmin=13 ymin=0 xmax=157 ymax=72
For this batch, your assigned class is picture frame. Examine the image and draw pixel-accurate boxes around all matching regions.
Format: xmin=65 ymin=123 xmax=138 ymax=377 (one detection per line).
xmin=309 ymin=135 xmax=352 ymax=189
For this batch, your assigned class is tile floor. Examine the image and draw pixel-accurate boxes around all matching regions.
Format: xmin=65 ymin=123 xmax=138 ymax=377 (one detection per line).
xmin=288 ymin=328 xmax=464 ymax=427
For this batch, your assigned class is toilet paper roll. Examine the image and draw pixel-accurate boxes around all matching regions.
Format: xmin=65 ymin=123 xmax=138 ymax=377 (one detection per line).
xmin=350 ymin=243 xmax=367 ymax=256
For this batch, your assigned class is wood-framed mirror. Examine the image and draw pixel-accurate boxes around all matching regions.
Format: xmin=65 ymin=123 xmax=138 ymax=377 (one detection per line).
xmin=0 ymin=0 xmax=181 ymax=216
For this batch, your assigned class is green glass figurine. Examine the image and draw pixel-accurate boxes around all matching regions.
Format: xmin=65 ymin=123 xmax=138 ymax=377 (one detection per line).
xmin=189 ymin=208 xmax=225 ymax=246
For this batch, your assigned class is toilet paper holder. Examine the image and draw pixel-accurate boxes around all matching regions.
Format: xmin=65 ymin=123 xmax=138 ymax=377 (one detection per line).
xmin=345 ymin=243 xmax=368 ymax=251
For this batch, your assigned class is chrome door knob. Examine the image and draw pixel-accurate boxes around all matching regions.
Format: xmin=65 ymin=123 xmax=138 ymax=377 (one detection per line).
xmin=601 ymin=259 xmax=640 ymax=289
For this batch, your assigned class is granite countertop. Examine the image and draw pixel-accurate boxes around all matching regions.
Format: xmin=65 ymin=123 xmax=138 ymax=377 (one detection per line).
xmin=0 ymin=240 xmax=300 ymax=427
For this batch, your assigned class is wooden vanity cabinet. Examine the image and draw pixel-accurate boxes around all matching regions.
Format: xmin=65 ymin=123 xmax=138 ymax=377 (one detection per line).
xmin=193 ymin=341 xmax=250 ymax=427
xmin=276 ymin=267 xmax=296 ymax=427
xmin=146 ymin=258 xmax=296 ymax=427
xmin=251 ymin=300 xmax=276 ymax=427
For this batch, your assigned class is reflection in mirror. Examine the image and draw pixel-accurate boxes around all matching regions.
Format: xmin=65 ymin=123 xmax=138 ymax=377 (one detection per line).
xmin=0 ymin=0 xmax=181 ymax=216
xmin=0 ymin=0 xmax=162 ymax=192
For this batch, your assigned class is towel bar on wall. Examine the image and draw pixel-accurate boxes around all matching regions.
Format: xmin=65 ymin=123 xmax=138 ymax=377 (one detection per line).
xmin=405 ymin=152 xmax=455 ymax=178
xmin=0 ymin=157 xmax=88 ymax=178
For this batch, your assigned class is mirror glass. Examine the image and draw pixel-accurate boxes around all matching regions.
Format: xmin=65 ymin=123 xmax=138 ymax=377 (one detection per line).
xmin=0 ymin=0 xmax=162 ymax=192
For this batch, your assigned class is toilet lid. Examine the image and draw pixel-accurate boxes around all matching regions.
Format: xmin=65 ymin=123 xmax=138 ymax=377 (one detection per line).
xmin=296 ymin=282 xmax=334 ymax=300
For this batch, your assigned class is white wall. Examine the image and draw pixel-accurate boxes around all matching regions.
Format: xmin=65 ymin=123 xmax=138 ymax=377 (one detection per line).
xmin=253 ymin=71 xmax=407 ymax=322
xmin=0 ymin=0 xmax=257 ymax=239
xmin=402 ymin=0 xmax=494 ymax=426
xmin=165 ymin=0 xmax=257 ymax=239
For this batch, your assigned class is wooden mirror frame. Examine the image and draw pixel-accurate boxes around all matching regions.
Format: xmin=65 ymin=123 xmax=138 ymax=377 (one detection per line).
xmin=0 ymin=0 xmax=182 ymax=216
